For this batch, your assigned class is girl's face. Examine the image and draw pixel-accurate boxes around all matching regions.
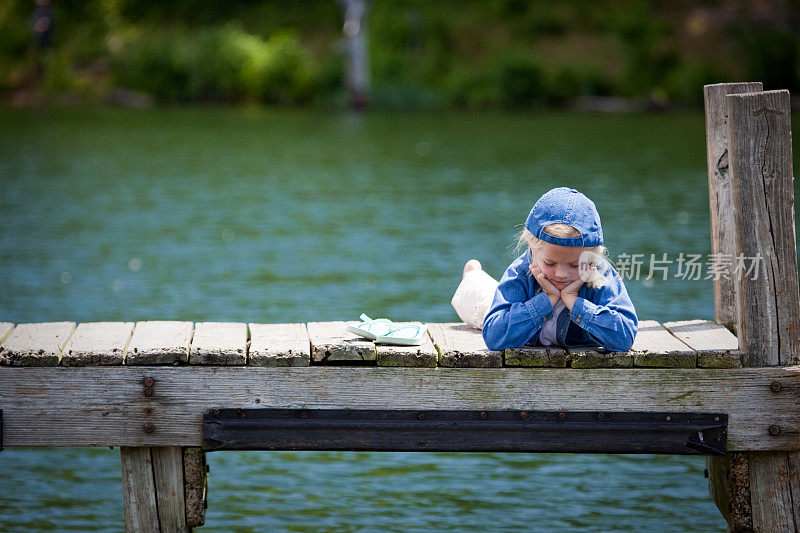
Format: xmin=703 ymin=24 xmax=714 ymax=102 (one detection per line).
xmin=533 ymin=243 xmax=584 ymax=290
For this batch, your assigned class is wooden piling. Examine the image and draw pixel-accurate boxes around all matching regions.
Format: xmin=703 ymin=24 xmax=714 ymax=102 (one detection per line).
xmin=704 ymin=82 xmax=761 ymax=531
xmin=727 ymin=89 xmax=800 ymax=531
xmin=704 ymin=82 xmax=763 ymax=330
xmin=728 ymin=89 xmax=800 ymax=368
xmin=121 ymin=446 xmax=190 ymax=533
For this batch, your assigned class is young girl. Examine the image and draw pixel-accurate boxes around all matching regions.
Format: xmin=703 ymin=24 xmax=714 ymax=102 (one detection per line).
xmin=451 ymin=187 xmax=637 ymax=352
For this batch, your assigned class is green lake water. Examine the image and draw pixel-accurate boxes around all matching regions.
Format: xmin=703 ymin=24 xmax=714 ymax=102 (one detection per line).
xmin=2 ymin=106 xmax=796 ymax=531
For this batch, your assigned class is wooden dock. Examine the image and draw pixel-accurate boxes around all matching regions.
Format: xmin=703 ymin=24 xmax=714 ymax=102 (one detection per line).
xmin=2 ymin=85 xmax=800 ymax=532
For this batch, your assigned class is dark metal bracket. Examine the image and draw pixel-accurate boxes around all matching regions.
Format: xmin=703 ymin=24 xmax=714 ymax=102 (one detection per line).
xmin=203 ymin=409 xmax=728 ymax=456
xmin=0 ymin=409 xmax=3 ymax=453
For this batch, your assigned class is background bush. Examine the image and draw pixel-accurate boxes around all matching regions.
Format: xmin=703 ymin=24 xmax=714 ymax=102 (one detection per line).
xmin=1 ymin=0 xmax=799 ymax=108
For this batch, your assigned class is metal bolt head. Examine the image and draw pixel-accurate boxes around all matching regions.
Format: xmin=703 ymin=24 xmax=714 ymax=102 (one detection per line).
xmin=143 ymin=423 xmax=155 ymax=433
xmin=143 ymin=377 xmax=155 ymax=387
xmin=769 ymin=425 xmax=781 ymax=436
xmin=417 ymin=413 xmax=425 ymax=420
xmin=143 ymin=388 xmax=154 ymax=397
xmin=771 ymin=381 xmax=782 ymax=392
xmin=480 ymin=411 xmax=487 ymax=420
xmin=300 ymin=411 xmax=309 ymax=419
xmin=558 ymin=412 xmax=566 ymax=420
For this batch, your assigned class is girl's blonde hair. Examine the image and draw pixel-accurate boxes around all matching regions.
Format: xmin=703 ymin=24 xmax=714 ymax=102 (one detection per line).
xmin=517 ymin=224 xmax=607 ymax=289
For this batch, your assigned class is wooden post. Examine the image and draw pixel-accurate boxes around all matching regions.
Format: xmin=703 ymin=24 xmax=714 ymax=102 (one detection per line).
xmin=728 ymin=89 xmax=800 ymax=531
xmin=703 ymin=82 xmax=762 ymax=532
xmin=704 ymin=82 xmax=763 ymax=330
xmin=728 ymin=89 xmax=800 ymax=368
xmin=121 ymin=447 xmax=160 ymax=532
xmin=121 ymin=447 xmax=190 ymax=532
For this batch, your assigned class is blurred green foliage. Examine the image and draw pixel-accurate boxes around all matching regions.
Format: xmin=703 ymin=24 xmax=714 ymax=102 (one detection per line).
xmin=1 ymin=0 xmax=799 ymax=108
xmin=112 ymin=26 xmax=316 ymax=103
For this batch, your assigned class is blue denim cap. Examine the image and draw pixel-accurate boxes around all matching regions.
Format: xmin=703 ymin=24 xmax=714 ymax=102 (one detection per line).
xmin=525 ymin=187 xmax=604 ymax=247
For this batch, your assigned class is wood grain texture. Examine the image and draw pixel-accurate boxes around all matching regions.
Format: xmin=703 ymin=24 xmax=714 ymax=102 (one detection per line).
xmin=664 ymin=319 xmax=741 ymax=368
xmin=61 ymin=322 xmax=134 ymax=366
xmin=0 ymin=323 xmax=13 ymax=345
xmin=728 ymin=90 xmax=800 ymax=367
xmin=632 ymin=319 xmax=697 ymax=368
xmin=127 ymin=321 xmax=193 ymax=365
xmin=120 ymin=447 xmax=159 ymax=533
xmin=307 ymin=321 xmax=376 ymax=363
xmin=632 ymin=320 xmax=696 ymax=354
xmin=749 ymin=452 xmax=795 ymax=532
xmin=427 ymin=323 xmax=502 ymax=367
xmin=505 ymin=346 xmax=569 ymax=367
xmin=2 ymin=366 xmax=799 ymax=451
xmin=183 ymin=447 xmax=207 ymax=528
xmin=728 ymin=89 xmax=799 ymax=531
xmin=376 ymin=324 xmax=437 ymax=367
xmin=248 ymin=323 xmax=310 ymax=367
xmin=0 ymin=322 xmax=75 ymax=366
xmin=189 ymin=322 xmax=247 ymax=365
xmin=568 ymin=346 xmax=632 ymax=368
xmin=152 ymin=446 xmax=189 ymax=533
xmin=704 ymin=82 xmax=763 ymax=327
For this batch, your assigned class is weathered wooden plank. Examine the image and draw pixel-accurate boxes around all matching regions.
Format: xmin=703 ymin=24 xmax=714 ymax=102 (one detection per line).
xmin=307 ymin=321 xmax=376 ymax=363
xmin=376 ymin=324 xmax=437 ymax=367
xmin=152 ymin=446 xmax=189 ymax=533
xmin=2 ymin=366 xmax=799 ymax=451
xmin=121 ymin=447 xmax=159 ymax=533
xmin=127 ymin=321 xmax=192 ymax=365
xmin=749 ymin=452 xmax=796 ymax=531
xmin=248 ymin=323 xmax=310 ymax=367
xmin=427 ymin=323 xmax=502 ymax=367
xmin=568 ymin=347 xmax=632 ymax=368
xmin=0 ymin=323 xmax=13 ymax=345
xmin=189 ymin=322 xmax=247 ymax=365
xmin=184 ymin=447 xmax=207 ymax=528
xmin=505 ymin=346 xmax=569 ymax=367
xmin=663 ymin=319 xmax=742 ymax=368
xmin=61 ymin=322 xmax=134 ymax=367
xmin=632 ymin=320 xmax=697 ymax=368
xmin=705 ymin=82 xmax=763 ymax=327
xmin=729 ymin=90 xmax=800 ymax=367
xmin=0 ymin=322 xmax=75 ymax=366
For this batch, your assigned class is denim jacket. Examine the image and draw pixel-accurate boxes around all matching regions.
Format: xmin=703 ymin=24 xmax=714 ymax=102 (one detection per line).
xmin=482 ymin=252 xmax=638 ymax=351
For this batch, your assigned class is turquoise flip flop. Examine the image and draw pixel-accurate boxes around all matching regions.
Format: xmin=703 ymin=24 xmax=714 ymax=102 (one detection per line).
xmin=375 ymin=324 xmax=428 ymax=346
xmin=346 ymin=314 xmax=396 ymax=340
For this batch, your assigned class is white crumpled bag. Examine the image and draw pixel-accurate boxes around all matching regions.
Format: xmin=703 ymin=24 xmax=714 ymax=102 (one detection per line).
xmin=450 ymin=269 xmax=499 ymax=330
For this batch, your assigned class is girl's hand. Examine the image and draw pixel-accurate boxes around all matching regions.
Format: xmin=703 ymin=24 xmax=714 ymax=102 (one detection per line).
xmin=561 ymin=277 xmax=584 ymax=311
xmin=531 ymin=263 xmax=561 ymax=307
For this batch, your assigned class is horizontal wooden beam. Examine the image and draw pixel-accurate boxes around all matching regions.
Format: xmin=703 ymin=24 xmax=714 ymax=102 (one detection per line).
xmin=1 ymin=366 xmax=798 ymax=451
